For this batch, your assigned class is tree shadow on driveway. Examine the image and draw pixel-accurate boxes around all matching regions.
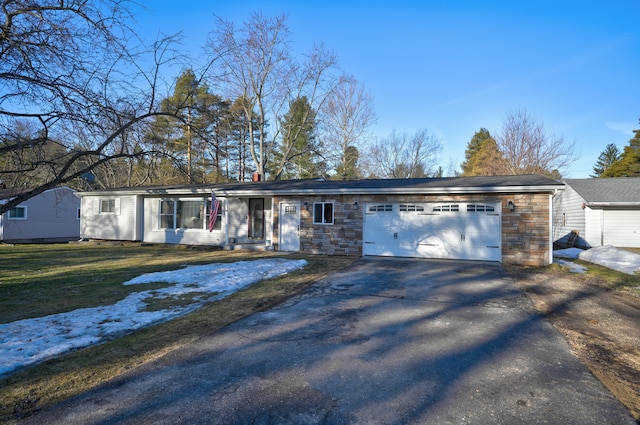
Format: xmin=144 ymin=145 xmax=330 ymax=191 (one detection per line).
xmin=21 ymin=258 xmax=637 ymax=425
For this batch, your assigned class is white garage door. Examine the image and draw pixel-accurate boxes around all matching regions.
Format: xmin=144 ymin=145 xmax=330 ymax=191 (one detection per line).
xmin=363 ymin=202 xmax=501 ymax=261
xmin=603 ymin=209 xmax=640 ymax=248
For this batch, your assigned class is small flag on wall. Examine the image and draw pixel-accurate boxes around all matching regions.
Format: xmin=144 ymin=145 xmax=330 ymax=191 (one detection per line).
xmin=208 ymin=192 xmax=221 ymax=232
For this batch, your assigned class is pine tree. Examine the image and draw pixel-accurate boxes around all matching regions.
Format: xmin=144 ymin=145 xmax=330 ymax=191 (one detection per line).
xmin=467 ymin=138 xmax=507 ymax=176
xmin=273 ymin=97 xmax=322 ymax=179
xmin=461 ymin=129 xmax=508 ymax=176
xmin=602 ymin=122 xmax=640 ymax=177
xmin=461 ymin=128 xmax=494 ymax=175
xmin=334 ymin=145 xmax=360 ymax=180
xmin=591 ymin=143 xmax=622 ymax=177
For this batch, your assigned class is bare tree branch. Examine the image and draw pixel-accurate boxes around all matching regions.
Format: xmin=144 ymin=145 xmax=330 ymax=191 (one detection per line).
xmin=496 ymin=107 xmax=575 ymax=178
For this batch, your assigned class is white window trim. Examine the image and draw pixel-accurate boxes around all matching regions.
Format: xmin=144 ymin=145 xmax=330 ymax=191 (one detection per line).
xmin=8 ymin=206 xmax=27 ymax=220
xmin=158 ymin=198 xmax=224 ymax=231
xmin=159 ymin=199 xmax=177 ymax=230
xmin=99 ymin=198 xmax=120 ymax=214
xmin=313 ymin=202 xmax=334 ymax=225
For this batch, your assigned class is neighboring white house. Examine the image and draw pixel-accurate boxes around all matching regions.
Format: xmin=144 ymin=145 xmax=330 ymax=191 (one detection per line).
xmin=0 ymin=187 xmax=80 ymax=243
xmin=553 ymin=178 xmax=640 ymax=248
xmin=76 ymin=175 xmax=564 ymax=266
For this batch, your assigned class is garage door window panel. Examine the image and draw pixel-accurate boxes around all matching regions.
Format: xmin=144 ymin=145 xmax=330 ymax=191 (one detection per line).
xmin=433 ymin=204 xmax=460 ymax=212
xmin=467 ymin=204 xmax=495 ymax=212
xmin=368 ymin=204 xmax=393 ymax=212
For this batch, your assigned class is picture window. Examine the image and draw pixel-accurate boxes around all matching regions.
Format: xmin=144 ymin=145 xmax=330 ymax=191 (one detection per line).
xmin=159 ymin=199 xmax=222 ymax=230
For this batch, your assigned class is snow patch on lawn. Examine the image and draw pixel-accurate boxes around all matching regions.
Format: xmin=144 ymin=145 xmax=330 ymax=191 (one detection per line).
xmin=554 ymin=246 xmax=640 ymax=275
xmin=0 ymin=258 xmax=306 ymax=377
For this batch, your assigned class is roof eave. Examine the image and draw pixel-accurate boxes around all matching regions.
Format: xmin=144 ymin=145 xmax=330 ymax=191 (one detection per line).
xmin=75 ymin=183 xmax=562 ymax=198
xmin=587 ymin=202 xmax=640 ymax=207
xmin=215 ymin=185 xmax=561 ymax=196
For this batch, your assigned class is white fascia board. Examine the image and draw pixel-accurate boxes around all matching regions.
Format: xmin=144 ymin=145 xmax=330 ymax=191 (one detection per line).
xmin=216 ymin=185 xmax=561 ymax=196
xmin=77 ymin=184 xmax=562 ymax=198
xmin=75 ymin=188 xmax=212 ymax=197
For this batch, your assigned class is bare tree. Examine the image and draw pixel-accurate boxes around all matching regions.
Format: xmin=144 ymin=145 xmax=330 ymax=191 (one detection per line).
xmin=321 ymin=75 xmax=376 ymax=180
xmin=207 ymin=14 xmax=338 ymax=180
xmin=0 ymin=0 xmax=186 ymax=214
xmin=368 ymin=129 xmax=442 ymax=178
xmin=271 ymin=44 xmax=338 ymax=179
xmin=496 ymin=107 xmax=575 ymax=178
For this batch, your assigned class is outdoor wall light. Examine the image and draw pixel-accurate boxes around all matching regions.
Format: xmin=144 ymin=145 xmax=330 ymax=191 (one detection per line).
xmin=353 ymin=201 xmax=359 ymax=209
xmin=507 ymin=200 xmax=515 ymax=211
xmin=303 ymin=201 xmax=309 ymax=210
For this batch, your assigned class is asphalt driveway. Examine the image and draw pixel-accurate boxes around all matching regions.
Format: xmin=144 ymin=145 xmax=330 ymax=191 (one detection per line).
xmin=22 ymin=258 xmax=636 ymax=424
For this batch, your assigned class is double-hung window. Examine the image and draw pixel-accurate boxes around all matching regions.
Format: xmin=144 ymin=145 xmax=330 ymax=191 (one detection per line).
xmin=159 ymin=200 xmax=176 ymax=228
xmin=99 ymin=199 xmax=116 ymax=214
xmin=313 ymin=202 xmax=334 ymax=224
xmin=207 ymin=199 xmax=222 ymax=231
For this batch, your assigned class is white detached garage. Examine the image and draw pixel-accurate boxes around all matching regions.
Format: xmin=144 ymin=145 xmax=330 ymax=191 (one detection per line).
xmin=553 ymin=178 xmax=640 ymax=248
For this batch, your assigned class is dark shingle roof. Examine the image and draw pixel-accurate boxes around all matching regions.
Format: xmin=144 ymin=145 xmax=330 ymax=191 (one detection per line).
xmin=565 ymin=178 xmax=640 ymax=204
xmin=76 ymin=175 xmax=562 ymax=197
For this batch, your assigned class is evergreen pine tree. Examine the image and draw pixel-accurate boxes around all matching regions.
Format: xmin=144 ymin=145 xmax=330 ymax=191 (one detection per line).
xmin=591 ymin=143 xmax=622 ymax=177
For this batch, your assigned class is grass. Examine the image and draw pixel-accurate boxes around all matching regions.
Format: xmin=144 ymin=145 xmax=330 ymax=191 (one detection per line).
xmin=0 ymin=243 xmax=356 ymax=422
xmin=507 ymin=258 xmax=640 ymax=297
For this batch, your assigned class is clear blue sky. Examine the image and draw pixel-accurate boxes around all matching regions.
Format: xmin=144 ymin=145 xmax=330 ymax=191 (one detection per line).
xmin=133 ymin=1 xmax=640 ymax=178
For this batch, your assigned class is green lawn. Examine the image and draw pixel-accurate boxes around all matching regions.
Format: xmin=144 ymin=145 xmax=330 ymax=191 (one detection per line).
xmin=0 ymin=243 xmax=355 ymax=422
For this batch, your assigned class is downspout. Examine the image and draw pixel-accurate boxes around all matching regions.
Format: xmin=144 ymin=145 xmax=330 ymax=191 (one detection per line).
xmin=224 ymin=198 xmax=230 ymax=245
xmin=0 ymin=200 xmax=4 ymax=241
xmin=549 ymin=193 xmax=553 ymax=265
xmin=601 ymin=208 xmax=604 ymax=246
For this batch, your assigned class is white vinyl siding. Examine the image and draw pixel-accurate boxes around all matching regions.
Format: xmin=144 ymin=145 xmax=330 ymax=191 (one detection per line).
xmin=80 ymin=195 xmax=137 ymax=241
xmin=2 ymin=187 xmax=80 ymax=243
xmin=142 ymin=196 xmax=236 ymax=246
xmin=552 ymin=185 xmax=587 ymax=247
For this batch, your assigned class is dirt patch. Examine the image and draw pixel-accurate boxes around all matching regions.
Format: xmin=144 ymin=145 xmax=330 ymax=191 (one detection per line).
xmin=511 ymin=269 xmax=640 ymax=421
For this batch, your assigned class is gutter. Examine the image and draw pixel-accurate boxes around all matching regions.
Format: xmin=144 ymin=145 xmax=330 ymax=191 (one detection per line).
xmin=586 ymin=202 xmax=640 ymax=207
xmin=211 ymin=185 xmax=562 ymax=196
xmin=75 ymin=182 xmax=563 ymax=198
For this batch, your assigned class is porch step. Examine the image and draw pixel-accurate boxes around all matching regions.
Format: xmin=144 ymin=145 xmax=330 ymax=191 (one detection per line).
xmin=223 ymin=244 xmax=274 ymax=252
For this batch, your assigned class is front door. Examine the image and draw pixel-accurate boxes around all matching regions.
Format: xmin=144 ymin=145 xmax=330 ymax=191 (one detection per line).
xmin=248 ymin=198 xmax=264 ymax=240
xmin=279 ymin=202 xmax=300 ymax=251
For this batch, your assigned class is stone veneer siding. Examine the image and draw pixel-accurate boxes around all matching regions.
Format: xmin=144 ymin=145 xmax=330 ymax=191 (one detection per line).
xmin=272 ymin=192 xmax=551 ymax=266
